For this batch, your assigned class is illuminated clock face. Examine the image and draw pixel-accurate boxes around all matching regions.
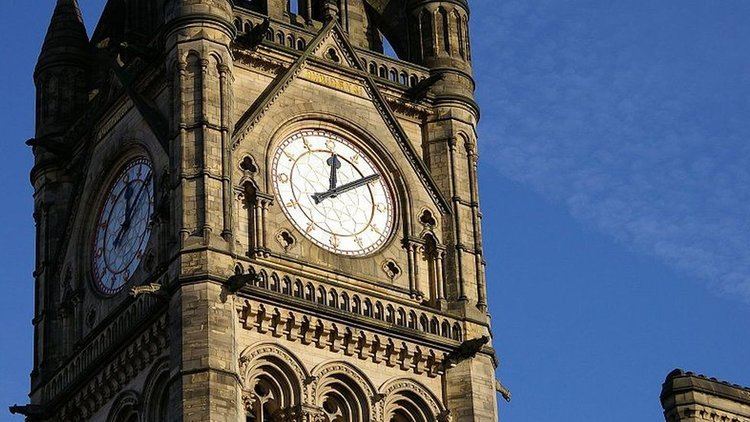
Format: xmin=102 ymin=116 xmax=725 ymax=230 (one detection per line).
xmin=272 ymin=130 xmax=394 ymax=256
xmin=91 ymin=158 xmax=154 ymax=295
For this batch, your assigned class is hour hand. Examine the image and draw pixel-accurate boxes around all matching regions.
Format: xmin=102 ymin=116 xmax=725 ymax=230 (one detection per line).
xmin=114 ymin=185 xmax=134 ymax=247
xmin=327 ymin=153 xmax=341 ymax=191
xmin=312 ymin=174 xmax=380 ymax=204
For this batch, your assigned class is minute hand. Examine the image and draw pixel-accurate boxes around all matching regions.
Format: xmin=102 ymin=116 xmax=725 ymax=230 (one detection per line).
xmin=312 ymin=174 xmax=380 ymax=204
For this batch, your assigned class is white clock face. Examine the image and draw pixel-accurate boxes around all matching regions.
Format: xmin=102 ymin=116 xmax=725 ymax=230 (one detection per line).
xmin=91 ymin=158 xmax=154 ymax=295
xmin=272 ymin=130 xmax=394 ymax=256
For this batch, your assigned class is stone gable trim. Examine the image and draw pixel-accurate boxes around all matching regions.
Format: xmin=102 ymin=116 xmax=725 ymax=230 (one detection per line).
xmin=231 ymin=20 xmax=451 ymax=215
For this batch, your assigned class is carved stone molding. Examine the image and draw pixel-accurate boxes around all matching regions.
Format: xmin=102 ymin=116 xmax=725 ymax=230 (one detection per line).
xmin=55 ymin=315 xmax=168 ymax=420
xmin=237 ymin=298 xmax=446 ymax=378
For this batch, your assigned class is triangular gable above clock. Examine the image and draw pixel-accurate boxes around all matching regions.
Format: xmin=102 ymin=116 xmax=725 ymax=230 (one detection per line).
xmin=233 ymin=20 xmax=450 ymax=215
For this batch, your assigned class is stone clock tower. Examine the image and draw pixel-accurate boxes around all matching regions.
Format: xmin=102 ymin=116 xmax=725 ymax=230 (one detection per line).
xmin=18 ymin=0 xmax=504 ymax=420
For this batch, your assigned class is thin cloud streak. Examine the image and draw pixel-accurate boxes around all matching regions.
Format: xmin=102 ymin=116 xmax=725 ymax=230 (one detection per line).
xmin=475 ymin=0 xmax=750 ymax=299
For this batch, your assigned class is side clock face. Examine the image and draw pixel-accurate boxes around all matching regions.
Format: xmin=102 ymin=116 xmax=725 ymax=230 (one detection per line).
xmin=272 ymin=130 xmax=395 ymax=256
xmin=91 ymin=158 xmax=154 ymax=295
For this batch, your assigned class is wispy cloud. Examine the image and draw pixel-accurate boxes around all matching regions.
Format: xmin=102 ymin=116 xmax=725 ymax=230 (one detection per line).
xmin=474 ymin=1 xmax=750 ymax=299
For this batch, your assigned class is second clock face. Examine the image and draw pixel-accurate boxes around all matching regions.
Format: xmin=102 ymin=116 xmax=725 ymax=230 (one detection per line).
xmin=272 ymin=130 xmax=394 ymax=256
xmin=91 ymin=157 xmax=154 ymax=295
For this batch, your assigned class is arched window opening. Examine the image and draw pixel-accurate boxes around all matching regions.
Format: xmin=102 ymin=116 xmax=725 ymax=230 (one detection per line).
xmin=277 ymin=31 xmax=285 ymax=44
xmin=452 ymin=323 xmax=462 ymax=342
xmin=409 ymin=312 xmax=417 ymax=329
xmin=441 ymin=321 xmax=450 ymax=338
xmin=419 ymin=315 xmax=428 ymax=332
xmin=375 ymin=302 xmax=384 ymax=320
xmin=305 ymin=283 xmax=315 ymax=301
xmin=107 ymin=391 xmax=141 ymax=422
xmin=369 ymin=62 xmax=377 ymax=75
xmin=297 ymin=39 xmax=306 ymax=50
xmin=385 ymin=390 xmax=435 ymax=422
xmin=454 ymin=11 xmax=465 ymax=59
xmin=419 ymin=9 xmax=434 ymax=60
xmin=318 ymin=373 xmax=370 ymax=422
xmin=340 ymin=292 xmax=350 ymax=312
xmin=389 ymin=68 xmax=398 ymax=82
xmin=329 ymin=289 xmax=339 ymax=308
xmin=244 ymin=21 xmax=253 ymax=34
xmin=243 ymin=354 xmax=303 ymax=422
xmin=317 ymin=286 xmax=327 ymax=305
xmin=145 ymin=371 xmax=169 ymax=422
xmin=397 ymin=308 xmax=406 ymax=326
xmin=379 ymin=66 xmax=388 ymax=79
xmin=438 ymin=7 xmax=450 ymax=54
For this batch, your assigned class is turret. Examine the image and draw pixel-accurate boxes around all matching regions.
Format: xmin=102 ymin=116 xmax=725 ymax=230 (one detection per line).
xmin=407 ymin=0 xmax=473 ymax=100
xmin=29 ymin=0 xmax=92 ymax=390
xmin=34 ymin=0 xmax=91 ymax=140
xmin=407 ymin=0 xmax=488 ymax=319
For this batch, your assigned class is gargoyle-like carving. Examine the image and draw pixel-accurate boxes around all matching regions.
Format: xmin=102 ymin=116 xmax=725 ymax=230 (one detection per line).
xmin=129 ymin=283 xmax=167 ymax=300
xmin=443 ymin=336 xmax=490 ymax=368
xmin=227 ymin=272 xmax=261 ymax=294
xmin=9 ymin=404 xmax=47 ymax=418
xmin=405 ymin=74 xmax=445 ymax=101
xmin=495 ymin=379 xmax=512 ymax=403
xmin=235 ymin=18 xmax=270 ymax=50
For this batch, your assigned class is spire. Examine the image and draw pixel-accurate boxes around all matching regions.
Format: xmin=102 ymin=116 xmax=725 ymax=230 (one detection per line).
xmin=35 ymin=0 xmax=91 ymax=77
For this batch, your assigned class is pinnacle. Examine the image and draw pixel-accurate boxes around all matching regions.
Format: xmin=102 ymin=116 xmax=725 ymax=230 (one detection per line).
xmin=36 ymin=0 xmax=91 ymax=74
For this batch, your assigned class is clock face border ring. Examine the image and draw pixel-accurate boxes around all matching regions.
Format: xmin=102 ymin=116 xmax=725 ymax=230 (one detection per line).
xmin=89 ymin=154 xmax=155 ymax=297
xmin=270 ymin=127 xmax=399 ymax=258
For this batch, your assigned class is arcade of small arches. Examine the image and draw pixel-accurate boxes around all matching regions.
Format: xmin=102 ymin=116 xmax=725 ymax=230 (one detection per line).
xmin=234 ymin=264 xmax=464 ymax=343
xmin=241 ymin=343 xmax=450 ymax=422
xmin=232 ymin=16 xmax=429 ymax=89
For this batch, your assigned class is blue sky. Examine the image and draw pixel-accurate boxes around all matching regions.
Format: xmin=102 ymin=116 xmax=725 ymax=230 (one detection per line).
xmin=1 ymin=1 xmax=749 ymax=421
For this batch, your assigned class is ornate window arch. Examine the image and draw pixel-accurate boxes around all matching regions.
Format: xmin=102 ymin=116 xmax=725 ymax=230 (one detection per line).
xmin=240 ymin=344 xmax=308 ymax=422
xmin=106 ymin=390 xmax=141 ymax=422
xmin=380 ymin=379 xmax=445 ymax=422
xmin=311 ymin=362 xmax=377 ymax=422
xmin=143 ymin=358 xmax=169 ymax=422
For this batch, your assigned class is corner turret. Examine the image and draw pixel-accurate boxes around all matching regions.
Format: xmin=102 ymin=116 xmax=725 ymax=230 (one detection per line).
xmin=407 ymin=0 xmax=473 ymax=102
xmin=34 ymin=0 xmax=92 ymax=139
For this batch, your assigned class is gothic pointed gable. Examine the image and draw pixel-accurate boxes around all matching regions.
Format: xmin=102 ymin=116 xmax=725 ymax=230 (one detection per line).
xmin=233 ymin=21 xmax=451 ymax=215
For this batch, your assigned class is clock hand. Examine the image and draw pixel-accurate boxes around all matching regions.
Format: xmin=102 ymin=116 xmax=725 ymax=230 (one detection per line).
xmin=312 ymin=174 xmax=380 ymax=204
xmin=114 ymin=174 xmax=152 ymax=247
xmin=327 ymin=153 xmax=341 ymax=191
xmin=113 ymin=184 xmax=133 ymax=248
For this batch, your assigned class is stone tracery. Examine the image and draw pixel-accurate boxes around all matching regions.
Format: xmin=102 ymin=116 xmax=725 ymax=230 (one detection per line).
xmin=237 ymin=344 xmax=448 ymax=422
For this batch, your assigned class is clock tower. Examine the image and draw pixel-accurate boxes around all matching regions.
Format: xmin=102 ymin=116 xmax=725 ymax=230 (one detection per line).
xmin=20 ymin=0 xmax=503 ymax=421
